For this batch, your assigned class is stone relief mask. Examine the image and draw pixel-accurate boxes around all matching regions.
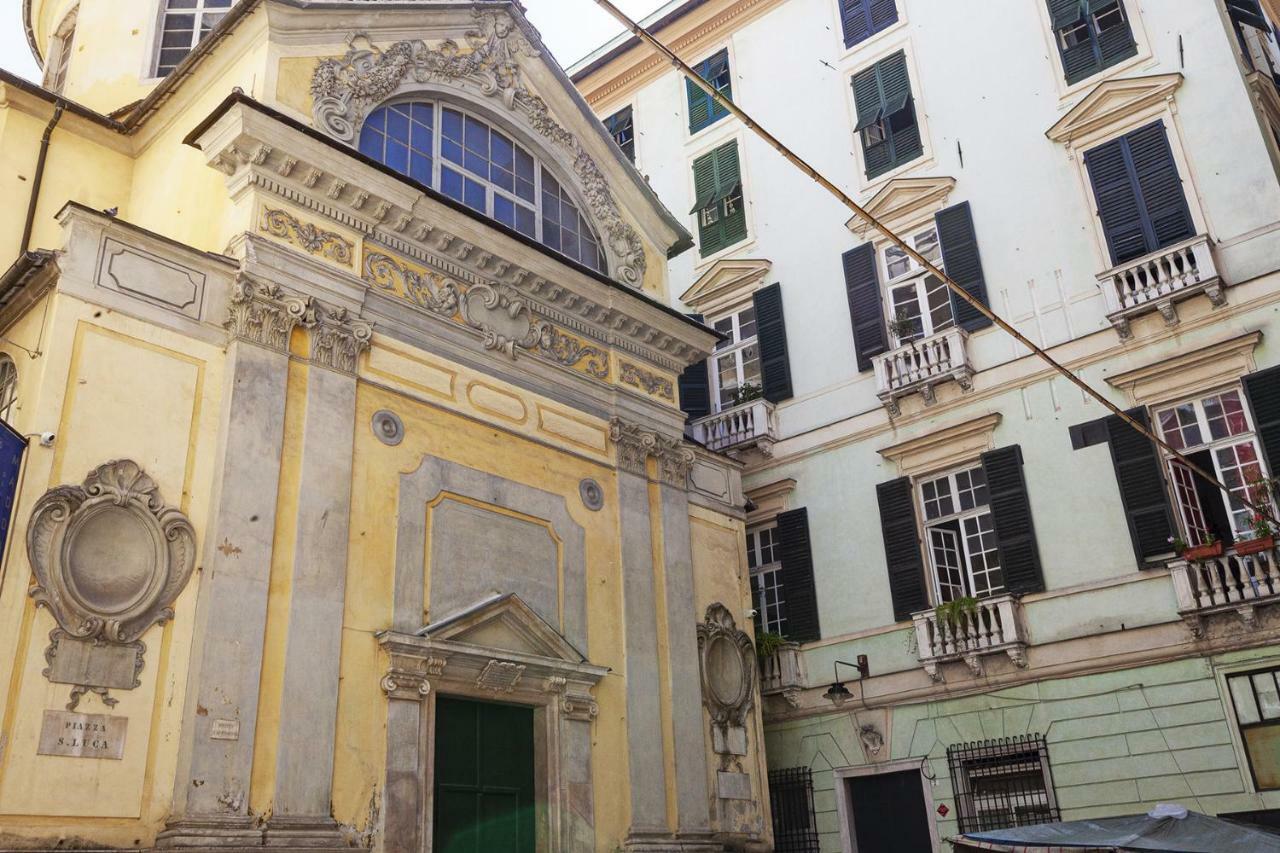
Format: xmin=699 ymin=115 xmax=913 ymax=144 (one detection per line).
xmin=696 ymin=603 xmax=756 ymax=759
xmin=27 ymin=460 xmax=196 ymax=709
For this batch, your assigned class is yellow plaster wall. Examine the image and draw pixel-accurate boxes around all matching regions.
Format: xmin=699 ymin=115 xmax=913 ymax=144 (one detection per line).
xmin=0 ymin=293 xmax=224 ymax=843
xmin=333 ymin=368 xmax=634 ymax=848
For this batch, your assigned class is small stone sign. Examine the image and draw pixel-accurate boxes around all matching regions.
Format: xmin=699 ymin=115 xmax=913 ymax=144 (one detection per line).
xmin=38 ymin=710 xmax=127 ymax=760
xmin=716 ymin=770 xmax=753 ymax=801
xmin=209 ymin=719 xmax=240 ymax=741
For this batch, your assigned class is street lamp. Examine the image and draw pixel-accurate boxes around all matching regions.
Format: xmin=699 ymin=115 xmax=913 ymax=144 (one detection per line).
xmin=823 ymin=655 xmax=870 ymax=706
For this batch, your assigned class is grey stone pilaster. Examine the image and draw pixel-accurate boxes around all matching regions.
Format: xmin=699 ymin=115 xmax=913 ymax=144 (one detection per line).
xmin=159 ymin=337 xmax=291 ymax=845
xmin=266 ymin=364 xmax=359 ymax=844
xmin=382 ymin=678 xmax=430 ymax=853
xmin=658 ymin=481 xmax=714 ymax=837
xmin=617 ymin=469 xmax=670 ymax=839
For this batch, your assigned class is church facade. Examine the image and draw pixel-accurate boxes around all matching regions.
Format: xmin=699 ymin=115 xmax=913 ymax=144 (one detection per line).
xmin=0 ymin=1 xmax=771 ymax=851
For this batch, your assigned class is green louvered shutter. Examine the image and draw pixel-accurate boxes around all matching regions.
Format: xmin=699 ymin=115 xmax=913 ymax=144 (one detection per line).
xmin=851 ymin=64 xmax=892 ymax=178
xmin=687 ymin=50 xmax=730 ymax=134
xmin=716 ymin=142 xmax=747 ymax=248
xmin=1048 ymin=0 xmax=1136 ymax=85
xmin=1228 ymin=0 xmax=1270 ymax=30
xmin=1105 ymin=408 xmax=1176 ymax=566
xmin=879 ymin=52 xmax=922 ymax=168
xmin=843 ymin=243 xmax=888 ymax=372
xmin=1096 ymin=2 xmax=1138 ymax=69
xmin=692 ymin=149 xmax=721 ymax=255
xmin=1127 ymin=122 xmax=1195 ymax=251
xmin=677 ymin=313 xmax=712 ymax=421
xmin=753 ymin=283 xmax=793 ymax=403
xmin=877 ymin=477 xmax=928 ymax=622
xmin=981 ymin=446 xmax=1045 ymax=596
xmin=687 ymin=75 xmax=711 ymax=135
xmin=1244 ymin=365 xmax=1280 ymax=477
xmin=1085 ymin=136 xmax=1151 ymax=266
xmin=776 ymin=509 xmax=821 ymax=642
xmin=935 ymin=202 xmax=992 ymax=332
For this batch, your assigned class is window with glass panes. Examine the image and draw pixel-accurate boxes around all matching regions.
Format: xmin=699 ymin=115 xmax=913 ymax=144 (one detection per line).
xmin=604 ymin=107 xmax=635 ymax=163
xmin=1228 ymin=666 xmax=1280 ymax=789
xmin=883 ymin=225 xmax=953 ymax=345
xmin=1154 ymin=388 xmax=1268 ymax=542
xmin=358 ymin=102 xmax=606 ymax=272
xmin=0 ymin=356 xmax=17 ymax=425
xmin=920 ymin=465 xmax=1003 ymax=602
xmin=748 ymin=524 xmax=786 ymax=635
xmin=1046 ymin=0 xmax=1137 ymax=86
xmin=154 ymin=0 xmax=232 ymax=77
xmin=710 ymin=306 xmax=761 ymax=411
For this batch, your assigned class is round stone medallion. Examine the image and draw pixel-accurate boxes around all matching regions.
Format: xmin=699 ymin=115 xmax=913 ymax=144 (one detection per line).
xmin=705 ymin=634 xmax=746 ymax=707
xmin=64 ymin=504 xmax=160 ymax=617
xmin=372 ymin=410 xmax=405 ymax=446
xmin=579 ymin=479 xmax=604 ymax=511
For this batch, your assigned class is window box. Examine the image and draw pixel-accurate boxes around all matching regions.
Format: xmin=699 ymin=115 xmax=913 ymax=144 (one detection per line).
xmin=872 ymin=327 xmax=973 ymax=415
xmin=1183 ymin=539 xmax=1225 ymax=561
xmin=1169 ymin=544 xmax=1280 ymax=636
xmin=759 ymin=641 xmax=806 ymax=707
xmin=912 ymin=593 xmax=1028 ymax=681
xmin=689 ymin=397 xmax=779 ymax=456
xmin=1238 ymin=535 xmax=1276 ymax=556
xmin=1097 ymin=234 xmax=1225 ymax=338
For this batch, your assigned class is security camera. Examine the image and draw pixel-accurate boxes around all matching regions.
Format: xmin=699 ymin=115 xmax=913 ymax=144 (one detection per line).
xmin=37 ymin=432 xmax=55 ymax=447
xmin=746 ymin=608 xmax=759 ymax=619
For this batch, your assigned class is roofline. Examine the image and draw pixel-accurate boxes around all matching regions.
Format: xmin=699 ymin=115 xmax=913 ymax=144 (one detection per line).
xmin=568 ymin=0 xmax=709 ymax=82
xmin=22 ymin=0 xmax=42 ymax=68
xmin=184 ymin=91 xmax=717 ymax=338
xmin=0 ymin=68 xmax=127 ymax=130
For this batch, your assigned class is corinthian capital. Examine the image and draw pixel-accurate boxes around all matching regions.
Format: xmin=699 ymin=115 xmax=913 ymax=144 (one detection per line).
xmin=310 ymin=305 xmax=373 ymax=375
xmin=608 ymin=418 xmax=692 ymax=486
xmin=224 ymin=275 xmax=310 ymax=353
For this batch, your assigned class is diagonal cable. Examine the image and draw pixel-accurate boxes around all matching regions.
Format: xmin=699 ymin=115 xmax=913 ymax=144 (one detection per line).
xmin=586 ymin=0 xmax=1279 ymax=531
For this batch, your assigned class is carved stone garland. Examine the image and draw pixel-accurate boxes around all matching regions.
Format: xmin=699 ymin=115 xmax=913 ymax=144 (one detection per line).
xmin=27 ymin=461 xmax=197 ymax=710
xmin=310 ymin=9 xmax=648 ymax=287
xmin=696 ymin=603 xmax=756 ymax=762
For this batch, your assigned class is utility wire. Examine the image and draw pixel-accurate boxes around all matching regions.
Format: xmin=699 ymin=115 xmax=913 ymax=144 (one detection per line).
xmin=587 ymin=0 xmax=1280 ymax=530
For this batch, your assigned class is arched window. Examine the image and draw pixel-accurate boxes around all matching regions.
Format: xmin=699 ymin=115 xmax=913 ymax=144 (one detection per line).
xmin=359 ymin=102 xmax=607 ymax=273
xmin=0 ymin=356 xmax=18 ymax=425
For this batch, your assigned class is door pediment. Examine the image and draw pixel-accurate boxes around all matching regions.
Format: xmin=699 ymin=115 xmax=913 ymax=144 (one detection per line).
xmin=419 ymin=592 xmax=586 ymax=664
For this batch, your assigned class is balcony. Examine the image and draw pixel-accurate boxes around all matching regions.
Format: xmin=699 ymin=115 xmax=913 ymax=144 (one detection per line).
xmin=689 ymin=398 xmax=779 ymax=457
xmin=759 ymin=642 xmax=807 ymax=708
xmin=873 ymin=327 xmax=973 ymax=415
xmin=1098 ymin=235 xmax=1224 ymax=338
xmin=912 ymin=594 xmax=1028 ymax=682
xmin=1169 ymin=544 xmax=1280 ymax=637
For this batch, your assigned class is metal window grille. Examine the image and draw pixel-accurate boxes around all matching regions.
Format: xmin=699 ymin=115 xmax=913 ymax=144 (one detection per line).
xmin=947 ymin=734 xmax=1060 ymax=835
xmin=768 ymin=767 xmax=821 ymax=853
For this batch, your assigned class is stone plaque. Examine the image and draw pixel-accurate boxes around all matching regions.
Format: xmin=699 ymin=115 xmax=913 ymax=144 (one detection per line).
xmin=209 ymin=719 xmax=240 ymax=741
xmin=46 ymin=634 xmax=143 ymax=690
xmin=38 ymin=710 xmax=127 ymax=760
xmin=716 ymin=771 xmax=753 ymax=801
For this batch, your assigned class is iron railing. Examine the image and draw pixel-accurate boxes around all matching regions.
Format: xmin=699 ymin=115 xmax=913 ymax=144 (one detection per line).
xmin=768 ymin=766 xmax=821 ymax=853
xmin=947 ymin=734 xmax=1060 ymax=835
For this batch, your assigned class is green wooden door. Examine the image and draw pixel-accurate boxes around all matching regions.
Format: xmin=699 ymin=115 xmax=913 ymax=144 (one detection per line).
xmin=433 ymin=696 xmax=536 ymax=853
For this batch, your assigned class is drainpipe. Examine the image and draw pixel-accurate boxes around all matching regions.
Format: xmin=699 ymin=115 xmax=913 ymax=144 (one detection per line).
xmin=19 ymin=100 xmax=65 ymax=255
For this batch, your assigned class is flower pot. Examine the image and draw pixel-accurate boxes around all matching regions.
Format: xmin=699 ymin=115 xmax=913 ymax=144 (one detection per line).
xmin=1183 ymin=541 xmax=1224 ymax=561
xmin=1236 ymin=536 xmax=1275 ymax=556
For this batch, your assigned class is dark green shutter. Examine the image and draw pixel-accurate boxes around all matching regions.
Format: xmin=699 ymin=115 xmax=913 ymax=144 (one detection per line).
xmin=877 ymin=477 xmax=928 ymax=622
xmin=1228 ymin=0 xmax=1270 ymax=30
xmin=1084 ymin=136 xmax=1150 ymax=265
xmin=935 ymin=201 xmax=992 ymax=332
xmin=1127 ymin=122 xmax=1195 ymax=250
xmin=1048 ymin=0 xmax=1083 ymax=29
xmin=687 ymin=50 xmax=730 ymax=134
xmin=1105 ymin=408 xmax=1176 ymax=566
xmin=843 ymin=243 xmax=888 ymax=372
xmin=1244 ymin=365 xmax=1280 ymax=476
xmin=678 ymin=313 xmax=712 ymax=421
xmin=981 ymin=446 xmax=1045 ymax=596
xmin=753 ymin=284 xmax=793 ymax=404
xmin=692 ymin=142 xmax=745 ymax=257
xmin=851 ymin=63 xmax=893 ymax=178
xmin=1047 ymin=0 xmax=1136 ymax=84
xmin=851 ymin=52 xmax=920 ymax=179
xmin=776 ymin=508 xmax=820 ymax=643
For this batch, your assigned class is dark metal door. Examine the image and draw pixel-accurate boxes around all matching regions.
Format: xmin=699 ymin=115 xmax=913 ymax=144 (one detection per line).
xmin=848 ymin=770 xmax=932 ymax=852
xmin=433 ymin=696 xmax=535 ymax=853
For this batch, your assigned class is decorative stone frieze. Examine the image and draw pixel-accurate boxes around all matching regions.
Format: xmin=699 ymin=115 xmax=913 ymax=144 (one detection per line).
xmin=27 ymin=461 xmax=197 ymax=708
xmin=696 ymin=604 xmax=756 ymax=760
xmin=259 ymin=207 xmax=353 ymax=267
xmin=311 ymin=11 xmax=647 ymax=287
xmin=619 ymin=361 xmax=675 ymax=401
xmin=476 ymin=659 xmax=526 ymax=693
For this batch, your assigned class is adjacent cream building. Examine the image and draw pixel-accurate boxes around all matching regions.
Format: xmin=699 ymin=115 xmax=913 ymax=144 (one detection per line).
xmin=0 ymin=1 xmax=774 ymax=851
xmin=573 ymin=0 xmax=1280 ymax=849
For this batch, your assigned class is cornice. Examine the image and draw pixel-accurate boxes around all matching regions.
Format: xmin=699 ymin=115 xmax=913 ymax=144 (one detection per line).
xmin=1046 ymin=72 xmax=1184 ymax=145
xmin=575 ymin=0 xmax=787 ymax=108
xmin=1104 ymin=330 xmax=1263 ymax=406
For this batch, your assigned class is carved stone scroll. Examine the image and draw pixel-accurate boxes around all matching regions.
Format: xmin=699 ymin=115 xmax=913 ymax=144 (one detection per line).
xmin=27 ymin=461 xmax=196 ymax=705
xmin=696 ymin=603 xmax=756 ymax=759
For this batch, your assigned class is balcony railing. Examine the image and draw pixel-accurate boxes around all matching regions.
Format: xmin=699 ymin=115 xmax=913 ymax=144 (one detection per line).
xmin=689 ymin=398 xmax=779 ymax=456
xmin=759 ymin=642 xmax=806 ymax=708
xmin=912 ymin=594 xmax=1028 ymax=682
xmin=873 ymin=327 xmax=973 ymax=415
xmin=1169 ymin=543 xmax=1280 ymax=636
xmin=1098 ymin=234 xmax=1224 ymax=338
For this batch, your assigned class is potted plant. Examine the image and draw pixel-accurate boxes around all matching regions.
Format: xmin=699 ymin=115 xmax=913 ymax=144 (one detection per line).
xmin=886 ymin=308 xmax=918 ymax=344
xmin=730 ymin=382 xmax=764 ymax=407
xmin=1237 ymin=475 xmax=1278 ymax=556
xmin=934 ymin=596 xmax=979 ymax=629
xmin=755 ymin=630 xmax=787 ymax=664
xmin=1181 ymin=532 xmax=1223 ymax=562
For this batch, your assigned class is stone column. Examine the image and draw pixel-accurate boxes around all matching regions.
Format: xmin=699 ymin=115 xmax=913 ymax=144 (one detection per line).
xmin=610 ymin=420 xmax=672 ymax=848
xmin=159 ymin=278 xmax=305 ymax=847
xmin=655 ymin=445 xmax=715 ymax=844
xmin=266 ymin=310 xmax=371 ymax=846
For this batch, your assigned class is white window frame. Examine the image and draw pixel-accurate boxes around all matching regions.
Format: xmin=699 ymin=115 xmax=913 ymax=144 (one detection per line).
xmin=747 ymin=522 xmax=786 ymax=635
xmin=44 ymin=7 xmax=78 ymax=94
xmin=1032 ymin=0 xmax=1153 ymax=101
xmin=882 ymin=224 xmax=953 ymax=346
xmin=708 ymin=304 xmax=761 ymax=413
xmin=151 ymin=0 xmax=232 ymax=78
xmin=358 ymin=100 xmax=607 ymax=272
xmin=917 ymin=463 xmax=1004 ymax=603
xmin=0 ymin=356 xmax=17 ymax=425
xmin=1153 ymin=386 xmax=1270 ymax=542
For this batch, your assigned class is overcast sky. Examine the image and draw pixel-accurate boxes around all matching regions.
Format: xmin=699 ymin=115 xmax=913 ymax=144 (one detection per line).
xmin=0 ymin=0 xmax=669 ymax=84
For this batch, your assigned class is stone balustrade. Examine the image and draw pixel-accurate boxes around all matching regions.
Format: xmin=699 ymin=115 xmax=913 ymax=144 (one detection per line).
xmin=1169 ymin=543 xmax=1280 ymax=636
xmin=873 ymin=327 xmax=973 ymax=415
xmin=759 ymin=641 xmax=806 ymax=708
xmin=912 ymin=594 xmax=1028 ymax=682
xmin=689 ymin=397 xmax=779 ymax=456
xmin=1098 ymin=234 xmax=1224 ymax=337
